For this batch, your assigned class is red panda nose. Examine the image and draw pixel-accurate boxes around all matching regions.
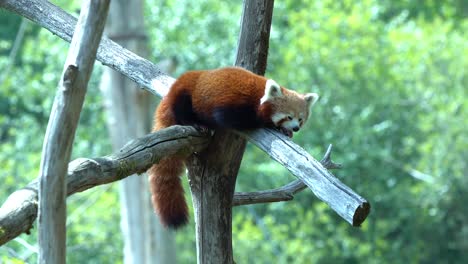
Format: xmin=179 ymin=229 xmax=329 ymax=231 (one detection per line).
xmin=293 ymin=126 xmax=300 ymax=132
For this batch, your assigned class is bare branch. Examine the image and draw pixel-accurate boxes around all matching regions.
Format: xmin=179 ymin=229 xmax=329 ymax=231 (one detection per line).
xmin=37 ymin=1 xmax=109 ymax=262
xmin=186 ymin=2 xmax=275 ymax=263
xmin=238 ymin=130 xmax=370 ymax=226
xmin=0 ymin=126 xmax=210 ymax=246
xmin=0 ymin=0 xmax=174 ymax=97
xmin=233 ymin=144 xmax=341 ymax=206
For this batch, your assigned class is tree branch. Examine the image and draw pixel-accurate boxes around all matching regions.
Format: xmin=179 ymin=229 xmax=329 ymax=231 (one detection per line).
xmin=0 ymin=0 xmax=174 ymax=97
xmin=37 ymin=1 xmax=109 ymax=262
xmin=233 ymin=144 xmax=341 ymax=206
xmin=0 ymin=126 xmax=210 ymax=246
xmin=239 ymin=129 xmax=370 ymax=226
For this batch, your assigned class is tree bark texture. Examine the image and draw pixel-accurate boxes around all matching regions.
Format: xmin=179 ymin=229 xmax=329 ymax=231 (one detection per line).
xmin=37 ymin=1 xmax=109 ymax=263
xmin=186 ymin=1 xmax=275 ymax=264
xmin=241 ymin=130 xmax=370 ymax=225
xmin=0 ymin=0 xmax=173 ymax=97
xmin=0 ymin=126 xmax=210 ymax=246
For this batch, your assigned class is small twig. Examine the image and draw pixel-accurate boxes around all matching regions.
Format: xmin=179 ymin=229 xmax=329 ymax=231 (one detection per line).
xmin=233 ymin=144 xmax=341 ymax=206
xmin=320 ymin=144 xmax=342 ymax=170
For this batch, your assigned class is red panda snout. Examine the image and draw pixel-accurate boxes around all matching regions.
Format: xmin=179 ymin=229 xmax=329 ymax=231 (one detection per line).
xmin=270 ymin=112 xmax=303 ymax=137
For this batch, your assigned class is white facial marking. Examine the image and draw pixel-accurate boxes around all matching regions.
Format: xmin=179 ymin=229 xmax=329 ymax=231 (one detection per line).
xmin=282 ymin=119 xmax=300 ymax=130
xmin=260 ymin=79 xmax=282 ymax=105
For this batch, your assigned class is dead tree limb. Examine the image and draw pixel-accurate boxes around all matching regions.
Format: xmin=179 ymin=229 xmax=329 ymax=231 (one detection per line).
xmin=0 ymin=126 xmax=210 ymax=246
xmin=37 ymin=1 xmax=109 ymax=263
xmin=233 ymin=144 xmax=341 ymax=206
xmin=0 ymin=0 xmax=174 ymax=97
xmin=240 ymin=129 xmax=370 ymax=226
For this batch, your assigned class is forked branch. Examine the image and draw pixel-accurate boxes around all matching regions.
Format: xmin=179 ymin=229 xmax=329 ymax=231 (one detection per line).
xmin=233 ymin=144 xmax=341 ymax=206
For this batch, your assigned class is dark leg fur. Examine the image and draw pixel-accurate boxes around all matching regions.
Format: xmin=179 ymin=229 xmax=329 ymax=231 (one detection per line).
xmin=211 ymin=105 xmax=262 ymax=130
xmin=172 ymin=92 xmax=199 ymax=126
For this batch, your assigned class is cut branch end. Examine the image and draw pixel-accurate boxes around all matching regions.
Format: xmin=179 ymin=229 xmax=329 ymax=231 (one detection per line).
xmin=353 ymin=202 xmax=371 ymax=227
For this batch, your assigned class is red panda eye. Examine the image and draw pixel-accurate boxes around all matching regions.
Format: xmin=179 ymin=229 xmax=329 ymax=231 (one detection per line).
xmin=299 ymin=118 xmax=303 ymax=122
xmin=287 ymin=116 xmax=293 ymax=120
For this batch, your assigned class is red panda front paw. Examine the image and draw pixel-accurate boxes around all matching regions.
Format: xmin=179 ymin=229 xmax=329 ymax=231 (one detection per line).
xmin=193 ymin=124 xmax=210 ymax=134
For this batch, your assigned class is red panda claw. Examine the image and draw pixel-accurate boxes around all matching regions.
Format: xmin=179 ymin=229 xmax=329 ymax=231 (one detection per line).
xmin=193 ymin=124 xmax=210 ymax=133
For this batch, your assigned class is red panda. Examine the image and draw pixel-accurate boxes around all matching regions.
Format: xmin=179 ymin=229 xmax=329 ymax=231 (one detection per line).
xmin=148 ymin=67 xmax=319 ymax=229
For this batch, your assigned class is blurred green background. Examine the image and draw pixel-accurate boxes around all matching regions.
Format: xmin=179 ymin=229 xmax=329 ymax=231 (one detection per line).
xmin=0 ymin=0 xmax=466 ymax=263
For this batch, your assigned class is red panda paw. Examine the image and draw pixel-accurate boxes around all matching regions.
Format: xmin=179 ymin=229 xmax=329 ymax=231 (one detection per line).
xmin=193 ymin=124 xmax=210 ymax=134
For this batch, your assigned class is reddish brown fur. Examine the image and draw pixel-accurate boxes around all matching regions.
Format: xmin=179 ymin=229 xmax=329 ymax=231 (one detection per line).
xmin=191 ymin=68 xmax=268 ymax=120
xmin=148 ymin=67 xmax=307 ymax=229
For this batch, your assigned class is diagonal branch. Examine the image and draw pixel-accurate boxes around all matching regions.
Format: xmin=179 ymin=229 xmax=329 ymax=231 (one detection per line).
xmin=239 ymin=129 xmax=370 ymax=226
xmin=233 ymin=144 xmax=341 ymax=206
xmin=0 ymin=0 xmax=174 ymax=97
xmin=0 ymin=126 xmax=210 ymax=246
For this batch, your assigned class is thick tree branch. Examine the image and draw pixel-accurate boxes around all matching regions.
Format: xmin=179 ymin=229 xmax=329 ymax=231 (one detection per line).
xmin=0 ymin=126 xmax=210 ymax=246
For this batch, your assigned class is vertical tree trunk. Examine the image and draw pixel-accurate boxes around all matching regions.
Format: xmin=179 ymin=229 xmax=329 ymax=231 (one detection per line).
xmin=99 ymin=1 xmax=175 ymax=263
xmin=38 ymin=1 xmax=109 ymax=263
xmin=186 ymin=1 xmax=274 ymax=263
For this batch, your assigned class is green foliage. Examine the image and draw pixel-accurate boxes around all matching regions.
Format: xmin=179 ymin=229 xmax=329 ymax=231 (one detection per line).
xmin=145 ymin=0 xmax=241 ymax=74
xmin=1 ymin=0 xmax=466 ymax=263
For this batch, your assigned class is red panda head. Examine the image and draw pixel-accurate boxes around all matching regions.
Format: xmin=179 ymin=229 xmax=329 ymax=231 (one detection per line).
xmin=260 ymin=79 xmax=319 ymax=138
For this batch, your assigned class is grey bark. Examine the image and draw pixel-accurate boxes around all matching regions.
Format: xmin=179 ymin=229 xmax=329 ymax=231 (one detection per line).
xmin=37 ymin=1 xmax=109 ymax=263
xmin=0 ymin=130 xmax=339 ymax=246
xmin=99 ymin=0 xmax=176 ymax=263
xmin=0 ymin=129 xmax=350 ymax=246
xmin=240 ymin=129 xmax=370 ymax=226
xmin=0 ymin=126 xmax=210 ymax=246
xmin=233 ymin=144 xmax=341 ymax=206
xmin=0 ymin=0 xmax=173 ymax=97
xmin=186 ymin=1 xmax=275 ymax=263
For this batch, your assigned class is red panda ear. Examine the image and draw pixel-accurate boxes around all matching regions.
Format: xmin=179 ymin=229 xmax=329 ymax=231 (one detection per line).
xmin=260 ymin=79 xmax=282 ymax=104
xmin=305 ymin=93 xmax=319 ymax=107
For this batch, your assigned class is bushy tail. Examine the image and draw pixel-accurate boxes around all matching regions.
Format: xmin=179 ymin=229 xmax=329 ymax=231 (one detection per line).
xmin=148 ymin=158 xmax=188 ymax=229
xmin=147 ymin=97 xmax=189 ymax=229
